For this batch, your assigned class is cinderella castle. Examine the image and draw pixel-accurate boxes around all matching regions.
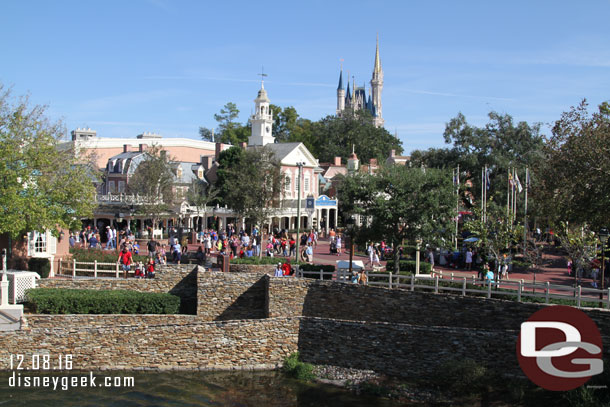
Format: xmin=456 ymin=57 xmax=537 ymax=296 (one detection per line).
xmin=336 ymin=36 xmax=384 ymax=128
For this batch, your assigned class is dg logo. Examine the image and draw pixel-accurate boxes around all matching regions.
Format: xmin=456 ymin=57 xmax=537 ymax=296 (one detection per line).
xmin=517 ymin=305 xmax=604 ymax=391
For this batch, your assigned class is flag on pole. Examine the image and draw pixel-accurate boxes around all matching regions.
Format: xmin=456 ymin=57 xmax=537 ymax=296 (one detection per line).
xmin=485 ymin=168 xmax=491 ymax=190
xmin=526 ymin=169 xmax=530 ymax=187
xmin=515 ymin=173 xmax=523 ymax=193
xmin=508 ymin=173 xmax=514 ymax=188
xmin=453 ymin=168 xmax=459 ymax=185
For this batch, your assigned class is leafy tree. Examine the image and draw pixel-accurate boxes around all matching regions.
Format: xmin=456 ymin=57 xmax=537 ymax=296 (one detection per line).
xmin=340 ymin=166 xmax=454 ymax=273
xmin=0 ymin=85 xmax=96 ymax=237
xmin=186 ymin=178 xmax=218 ymax=209
xmin=127 ymin=146 xmax=175 ymax=229
xmin=198 ymin=126 xmax=214 ymax=142
xmin=312 ymin=109 xmax=403 ymax=164
xmin=270 ymin=104 xmax=315 ymax=150
xmin=214 ymin=146 xmax=245 ymax=205
xmin=556 ymin=222 xmax=598 ymax=286
xmin=219 ymin=147 xmax=282 ymax=256
xmin=534 ymin=100 xmax=610 ymax=229
xmin=412 ymin=112 xmax=544 ymax=214
xmin=464 ymin=205 xmax=523 ymax=269
xmin=213 ymin=102 xmax=250 ymax=145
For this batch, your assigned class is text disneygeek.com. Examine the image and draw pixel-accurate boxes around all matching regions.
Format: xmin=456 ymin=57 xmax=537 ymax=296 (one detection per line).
xmin=8 ymin=371 xmax=135 ymax=391
xmin=7 ymin=354 xmax=134 ymax=390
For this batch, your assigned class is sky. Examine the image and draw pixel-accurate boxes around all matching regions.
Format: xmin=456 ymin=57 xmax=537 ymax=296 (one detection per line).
xmin=1 ymin=0 xmax=609 ymax=154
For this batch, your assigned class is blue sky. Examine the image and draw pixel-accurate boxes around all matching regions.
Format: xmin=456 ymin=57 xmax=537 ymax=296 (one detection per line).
xmin=1 ymin=0 xmax=609 ymax=154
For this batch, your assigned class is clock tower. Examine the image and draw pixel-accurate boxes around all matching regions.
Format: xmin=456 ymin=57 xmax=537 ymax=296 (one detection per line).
xmin=248 ymin=77 xmax=275 ymax=146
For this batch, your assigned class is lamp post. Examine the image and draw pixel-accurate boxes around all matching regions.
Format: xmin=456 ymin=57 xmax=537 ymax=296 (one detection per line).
xmin=294 ymin=162 xmax=305 ymax=262
xmin=346 ymin=216 xmax=355 ymax=278
xmin=599 ymin=227 xmax=608 ymax=300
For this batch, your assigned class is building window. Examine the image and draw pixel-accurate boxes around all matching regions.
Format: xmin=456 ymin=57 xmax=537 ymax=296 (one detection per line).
xmin=118 ymin=181 xmax=125 ymax=193
xmin=284 ymin=172 xmax=291 ymax=197
xmin=32 ymin=231 xmax=46 ymax=254
xmin=304 ymin=175 xmax=310 ymax=193
xmin=27 ymin=231 xmax=56 ymax=256
xmin=108 ymin=181 xmax=116 ymax=193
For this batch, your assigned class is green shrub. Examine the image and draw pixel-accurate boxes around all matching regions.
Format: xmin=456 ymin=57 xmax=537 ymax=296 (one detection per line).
xmin=28 ymin=258 xmax=51 ymax=278
xmin=385 ymin=260 xmax=431 ymax=274
xmin=282 ymin=352 xmax=315 ymax=381
xmin=231 ymin=256 xmax=284 ymax=265
xmin=69 ymin=247 xmax=148 ymax=264
xmin=25 ymin=288 xmax=180 ymax=314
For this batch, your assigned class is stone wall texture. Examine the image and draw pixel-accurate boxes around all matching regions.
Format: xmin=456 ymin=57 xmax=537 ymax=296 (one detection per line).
xmin=0 ymin=315 xmax=299 ymax=370
xmin=3 ymin=270 xmax=609 ymax=377
xmin=267 ymin=277 xmax=610 ymax=332
xmin=229 ymin=264 xmax=275 ymax=274
xmin=197 ymin=272 xmax=268 ymax=321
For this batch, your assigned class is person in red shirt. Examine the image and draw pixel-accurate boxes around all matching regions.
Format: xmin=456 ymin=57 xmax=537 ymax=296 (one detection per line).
xmin=118 ymin=246 xmax=133 ymax=278
xmin=146 ymin=259 xmax=155 ymax=279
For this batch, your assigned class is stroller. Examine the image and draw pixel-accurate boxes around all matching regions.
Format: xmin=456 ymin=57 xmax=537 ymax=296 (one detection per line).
xmin=329 ymin=241 xmax=337 ymax=254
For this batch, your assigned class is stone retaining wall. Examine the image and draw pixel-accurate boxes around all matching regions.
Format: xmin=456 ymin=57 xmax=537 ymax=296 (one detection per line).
xmin=0 ymin=315 xmax=299 ymax=370
xmin=197 ymin=272 xmax=268 ymax=321
xmin=229 ymin=264 xmax=274 ymax=274
xmin=297 ymin=317 xmax=522 ymax=377
xmin=8 ymin=271 xmax=610 ymax=377
xmin=267 ymin=277 xmax=610 ymax=332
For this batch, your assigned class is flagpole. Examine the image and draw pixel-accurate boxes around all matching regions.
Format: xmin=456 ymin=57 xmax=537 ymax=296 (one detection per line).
xmin=484 ymin=165 xmax=488 ymax=223
xmin=524 ymin=167 xmax=529 ymax=246
xmin=455 ymin=165 xmax=459 ymax=251
xmin=481 ymin=167 xmax=484 ymax=222
xmin=513 ymin=167 xmax=517 ymax=225
xmin=506 ymin=168 xmax=510 ymax=220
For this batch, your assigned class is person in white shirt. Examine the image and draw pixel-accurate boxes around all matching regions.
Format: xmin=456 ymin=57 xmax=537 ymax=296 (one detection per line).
xmin=465 ymin=248 xmax=473 ymax=270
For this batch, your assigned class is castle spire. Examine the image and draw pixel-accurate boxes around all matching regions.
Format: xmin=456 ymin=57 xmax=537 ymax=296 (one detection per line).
xmin=337 ymin=64 xmax=344 ymax=91
xmin=374 ymin=33 xmax=382 ymax=74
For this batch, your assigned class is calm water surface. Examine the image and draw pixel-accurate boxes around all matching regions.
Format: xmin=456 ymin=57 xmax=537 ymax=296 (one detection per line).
xmin=0 ymin=370 xmax=404 ymax=407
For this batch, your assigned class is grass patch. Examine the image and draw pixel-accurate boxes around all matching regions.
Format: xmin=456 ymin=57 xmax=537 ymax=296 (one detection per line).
xmin=282 ymin=352 xmax=315 ymax=381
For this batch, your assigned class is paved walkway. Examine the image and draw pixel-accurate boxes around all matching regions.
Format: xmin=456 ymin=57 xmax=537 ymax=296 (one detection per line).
xmin=136 ymin=237 xmax=600 ymax=288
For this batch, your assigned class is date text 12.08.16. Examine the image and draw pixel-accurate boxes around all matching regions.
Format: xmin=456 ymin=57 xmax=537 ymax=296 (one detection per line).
xmin=10 ymin=354 xmax=73 ymax=370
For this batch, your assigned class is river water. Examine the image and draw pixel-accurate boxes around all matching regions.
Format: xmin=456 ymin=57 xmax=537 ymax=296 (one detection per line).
xmin=0 ymin=370 xmax=404 ymax=406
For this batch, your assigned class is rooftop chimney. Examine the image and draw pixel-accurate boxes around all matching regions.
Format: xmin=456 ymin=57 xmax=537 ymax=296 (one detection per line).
xmin=215 ymin=143 xmax=222 ymax=160
xmin=239 ymin=142 xmax=247 ymax=150
xmin=201 ymin=156 xmax=214 ymax=171
xmin=123 ymin=144 xmax=130 ymax=153
xmin=334 ymin=156 xmax=342 ymax=166
xmin=390 ymin=149 xmax=396 ymax=157
xmin=139 ymin=144 xmax=146 ymax=153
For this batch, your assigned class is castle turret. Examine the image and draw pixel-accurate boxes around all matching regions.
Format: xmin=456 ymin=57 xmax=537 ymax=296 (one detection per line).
xmin=336 ymin=66 xmax=345 ymax=115
xmin=370 ymin=34 xmax=384 ymax=128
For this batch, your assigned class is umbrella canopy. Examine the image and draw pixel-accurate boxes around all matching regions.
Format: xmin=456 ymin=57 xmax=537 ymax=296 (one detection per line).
xmin=463 ymin=237 xmax=479 ymax=243
xmin=336 ymin=260 xmax=365 ymax=270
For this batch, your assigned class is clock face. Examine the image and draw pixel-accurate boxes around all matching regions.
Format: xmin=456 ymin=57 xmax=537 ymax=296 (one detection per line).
xmin=266 ymin=126 xmax=270 ymax=133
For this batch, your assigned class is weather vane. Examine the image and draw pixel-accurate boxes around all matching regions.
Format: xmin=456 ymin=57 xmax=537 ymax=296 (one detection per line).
xmin=258 ymin=66 xmax=268 ymax=87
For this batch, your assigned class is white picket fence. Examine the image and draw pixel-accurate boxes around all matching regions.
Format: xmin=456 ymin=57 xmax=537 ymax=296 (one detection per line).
xmin=57 ymin=260 xmax=130 ymax=278
xmin=295 ymin=268 xmax=610 ymax=309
